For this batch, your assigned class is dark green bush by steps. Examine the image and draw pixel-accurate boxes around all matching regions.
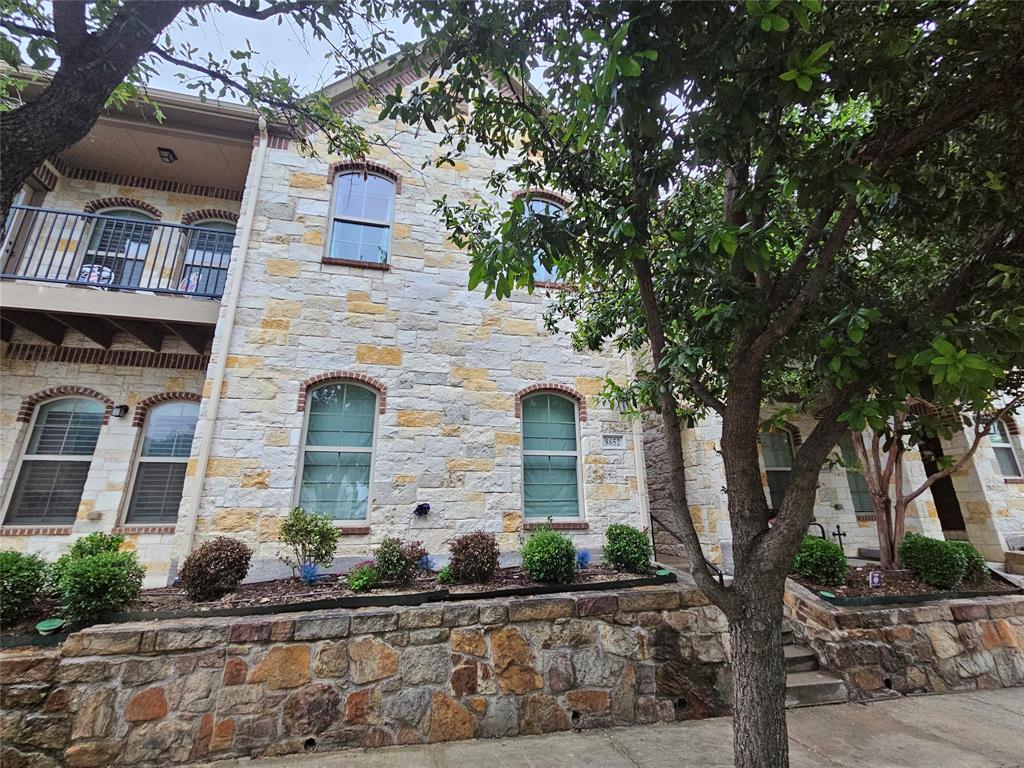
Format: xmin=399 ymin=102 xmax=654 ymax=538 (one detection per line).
xmin=179 ymin=537 xmax=252 ymax=602
xmin=791 ymin=535 xmax=847 ymax=586
xmin=521 ymin=526 xmax=576 ymax=584
xmin=448 ymin=531 xmax=500 ymax=584
xmin=0 ymin=550 xmax=47 ymax=624
xmin=603 ymin=524 xmax=654 ymax=574
xmin=48 ymin=532 xmax=126 ymax=591
xmin=58 ymin=550 xmax=144 ymax=625
xmin=948 ymin=541 xmax=988 ymax=581
xmin=899 ymin=532 xmax=967 ymax=590
xmin=375 ymin=537 xmax=428 ymax=584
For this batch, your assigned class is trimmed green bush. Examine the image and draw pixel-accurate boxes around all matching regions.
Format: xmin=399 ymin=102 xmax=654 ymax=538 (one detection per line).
xmin=948 ymin=541 xmax=987 ymax=581
xmin=278 ymin=507 xmax=341 ymax=575
xmin=0 ymin=551 xmax=47 ymax=624
xmin=58 ymin=550 xmax=144 ymax=625
xmin=898 ymin=532 xmax=967 ymax=590
xmin=179 ymin=537 xmax=252 ymax=601
xmin=521 ymin=526 xmax=576 ymax=584
xmin=791 ymin=535 xmax=847 ymax=586
xmin=437 ymin=565 xmax=454 ymax=585
xmin=375 ymin=537 xmax=428 ymax=584
xmin=346 ymin=562 xmax=379 ymax=592
xmin=603 ymin=524 xmax=653 ymax=574
xmin=448 ymin=531 xmax=500 ymax=584
xmin=49 ymin=532 xmax=127 ymax=593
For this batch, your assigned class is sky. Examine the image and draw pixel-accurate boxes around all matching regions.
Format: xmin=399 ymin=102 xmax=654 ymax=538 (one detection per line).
xmin=148 ymin=8 xmax=421 ymax=101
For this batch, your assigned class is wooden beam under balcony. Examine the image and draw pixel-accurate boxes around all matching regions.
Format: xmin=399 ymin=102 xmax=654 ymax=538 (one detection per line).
xmin=52 ymin=314 xmax=117 ymax=348
xmin=1 ymin=309 xmax=67 ymax=345
xmin=163 ymin=322 xmax=213 ymax=354
xmin=0 ymin=318 xmax=12 ymax=343
xmin=107 ymin=317 xmax=165 ymax=352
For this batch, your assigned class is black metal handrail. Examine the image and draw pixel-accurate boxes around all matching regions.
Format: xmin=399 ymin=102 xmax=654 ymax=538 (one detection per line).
xmin=1 ymin=205 xmax=235 ymax=299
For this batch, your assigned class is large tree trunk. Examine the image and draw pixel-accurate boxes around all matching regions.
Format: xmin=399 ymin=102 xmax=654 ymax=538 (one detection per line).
xmin=0 ymin=2 xmax=184 ymax=227
xmin=730 ymin=586 xmax=790 ymax=768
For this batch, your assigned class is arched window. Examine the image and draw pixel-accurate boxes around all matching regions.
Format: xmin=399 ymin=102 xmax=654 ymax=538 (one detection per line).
xmin=759 ymin=427 xmax=793 ymax=514
xmin=181 ymin=220 xmax=235 ymax=297
xmin=526 ymin=197 xmax=564 ymax=283
xmin=838 ymin=434 xmax=874 ymax=515
xmin=298 ymin=382 xmax=377 ymax=520
xmin=5 ymin=398 xmax=105 ymax=524
xmin=81 ymin=209 xmax=156 ymax=288
xmin=328 ymin=173 xmax=396 ymax=264
xmin=522 ymin=392 xmax=581 ymax=519
xmin=988 ymin=419 xmax=1022 ymax=478
xmin=125 ymin=401 xmax=200 ymax=524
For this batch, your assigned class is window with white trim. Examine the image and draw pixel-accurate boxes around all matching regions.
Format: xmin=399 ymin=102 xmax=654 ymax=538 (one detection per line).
xmin=82 ymin=209 xmax=155 ymax=287
xmin=125 ymin=401 xmax=199 ymax=524
xmin=988 ymin=419 xmax=1022 ymax=478
xmin=328 ymin=172 xmax=395 ymax=264
xmin=839 ymin=434 xmax=874 ymax=515
xmin=526 ymin=197 xmax=564 ymax=283
xmin=522 ymin=393 xmax=581 ymax=518
xmin=6 ymin=398 xmax=105 ymax=525
xmin=759 ymin=427 xmax=793 ymax=514
xmin=298 ymin=382 xmax=376 ymax=520
xmin=181 ymin=220 xmax=235 ymax=297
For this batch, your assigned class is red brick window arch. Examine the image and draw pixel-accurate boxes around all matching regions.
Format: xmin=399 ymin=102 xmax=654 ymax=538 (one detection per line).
xmin=298 ymin=372 xmax=387 ymax=414
xmin=132 ymin=392 xmax=202 ymax=427
xmin=18 ymin=386 xmax=115 ymax=424
xmin=181 ymin=209 xmax=239 ymax=226
xmin=514 ymin=384 xmax=588 ymax=421
xmin=83 ymin=197 xmax=162 ymax=219
xmin=327 ymin=160 xmax=402 ymax=192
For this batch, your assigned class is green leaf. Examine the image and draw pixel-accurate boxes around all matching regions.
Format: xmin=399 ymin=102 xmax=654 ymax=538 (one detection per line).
xmin=779 ymin=69 xmax=800 ymax=81
xmin=796 ymin=74 xmax=812 ymax=91
xmin=794 ymin=5 xmax=810 ymax=32
xmin=760 ymin=16 xmax=773 ymax=31
xmin=931 ymin=338 xmax=957 ymax=357
xmin=848 ymin=326 xmax=864 ymax=343
xmin=618 ymin=57 xmax=642 ymax=77
xmin=621 ymin=221 xmax=636 ymax=238
xmin=771 ymin=15 xmax=790 ymax=31
xmin=804 ymin=41 xmax=834 ymax=65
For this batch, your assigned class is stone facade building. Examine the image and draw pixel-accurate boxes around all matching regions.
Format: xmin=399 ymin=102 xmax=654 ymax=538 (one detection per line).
xmin=2 ymin=64 xmax=1023 ymax=585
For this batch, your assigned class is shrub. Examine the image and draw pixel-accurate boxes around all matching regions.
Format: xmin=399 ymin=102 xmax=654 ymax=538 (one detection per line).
xmin=279 ymin=507 xmax=341 ymax=575
xmin=346 ymin=562 xmax=379 ymax=592
xmin=374 ymin=538 xmax=428 ymax=584
xmin=48 ymin=532 xmax=128 ymax=593
xmin=899 ymin=533 xmax=967 ymax=590
xmin=448 ymin=531 xmax=500 ymax=584
xmin=299 ymin=563 xmax=320 ymax=585
xmin=521 ymin=526 xmax=577 ymax=584
xmin=949 ymin=541 xmax=988 ymax=581
xmin=576 ymin=548 xmax=592 ymax=570
xmin=58 ymin=550 xmax=144 ymax=625
xmin=0 ymin=551 xmax=47 ymax=624
xmin=437 ymin=565 xmax=454 ymax=585
xmin=603 ymin=524 xmax=653 ymax=574
xmin=178 ymin=537 xmax=252 ymax=602
xmin=791 ymin=536 xmax=847 ymax=586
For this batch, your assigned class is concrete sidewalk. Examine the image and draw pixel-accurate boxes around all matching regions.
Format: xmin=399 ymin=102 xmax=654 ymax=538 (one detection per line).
xmin=200 ymin=688 xmax=1024 ymax=768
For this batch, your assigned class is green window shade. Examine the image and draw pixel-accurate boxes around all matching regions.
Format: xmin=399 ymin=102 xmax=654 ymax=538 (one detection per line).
xmin=522 ymin=393 xmax=580 ymax=519
xmin=839 ymin=435 xmax=874 ymax=514
xmin=300 ymin=382 xmax=376 ymax=520
xmin=127 ymin=402 xmax=199 ymax=524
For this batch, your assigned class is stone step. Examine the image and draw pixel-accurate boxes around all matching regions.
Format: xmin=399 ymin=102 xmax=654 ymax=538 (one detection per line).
xmin=857 ymin=547 xmax=881 ymax=561
xmin=781 ymin=627 xmax=795 ymax=645
xmin=784 ymin=643 xmax=819 ymax=673
xmin=785 ymin=670 xmax=849 ymax=708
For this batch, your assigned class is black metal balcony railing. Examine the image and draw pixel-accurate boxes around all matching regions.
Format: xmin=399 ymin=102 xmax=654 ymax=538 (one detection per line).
xmin=1 ymin=206 xmax=235 ymax=299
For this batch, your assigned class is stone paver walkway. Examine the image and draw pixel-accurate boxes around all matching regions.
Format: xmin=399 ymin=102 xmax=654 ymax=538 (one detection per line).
xmin=198 ymin=688 xmax=1024 ymax=768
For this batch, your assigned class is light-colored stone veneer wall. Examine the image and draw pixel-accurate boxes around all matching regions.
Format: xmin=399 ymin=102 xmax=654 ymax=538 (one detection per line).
xmin=785 ymin=583 xmax=1024 ymax=700
xmin=179 ymin=98 xmax=647 ymax=561
xmin=0 ymin=585 xmax=730 ymax=766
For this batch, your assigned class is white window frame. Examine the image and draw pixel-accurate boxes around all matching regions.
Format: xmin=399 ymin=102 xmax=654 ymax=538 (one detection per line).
xmin=525 ymin=196 xmax=565 ymax=284
xmin=839 ymin=433 xmax=874 ymax=516
xmin=325 ymin=172 xmax=396 ymax=265
xmin=520 ymin=392 xmax=585 ymax=521
xmin=759 ymin=426 xmax=794 ymax=514
xmin=121 ymin=400 xmax=200 ymax=526
xmin=2 ymin=396 xmax=104 ymax=526
xmin=293 ymin=382 xmax=379 ymax=525
xmin=79 ymin=208 xmax=157 ymax=288
xmin=988 ymin=418 xmax=1023 ymax=479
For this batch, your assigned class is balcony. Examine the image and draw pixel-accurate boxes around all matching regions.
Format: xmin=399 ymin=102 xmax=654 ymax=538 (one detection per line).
xmin=1 ymin=206 xmax=235 ymax=352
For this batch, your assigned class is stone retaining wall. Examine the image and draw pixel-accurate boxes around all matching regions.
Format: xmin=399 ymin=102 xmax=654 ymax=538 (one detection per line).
xmin=0 ymin=585 xmax=730 ymax=767
xmin=785 ymin=583 xmax=1024 ymax=700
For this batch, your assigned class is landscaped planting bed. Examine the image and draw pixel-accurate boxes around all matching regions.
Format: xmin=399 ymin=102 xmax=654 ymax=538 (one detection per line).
xmin=792 ymin=565 xmax=1019 ymax=607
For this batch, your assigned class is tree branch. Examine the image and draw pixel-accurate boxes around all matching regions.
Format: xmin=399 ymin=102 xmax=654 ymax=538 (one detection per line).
xmin=52 ymin=1 xmax=87 ymax=57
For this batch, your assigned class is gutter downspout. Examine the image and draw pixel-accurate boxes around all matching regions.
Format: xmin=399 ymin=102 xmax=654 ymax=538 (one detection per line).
xmin=169 ymin=116 xmax=269 ymax=582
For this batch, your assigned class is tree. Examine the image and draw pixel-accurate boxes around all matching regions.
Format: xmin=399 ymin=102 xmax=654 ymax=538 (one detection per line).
xmin=0 ymin=0 xmax=393 ymax=226
xmin=383 ymin=2 xmax=1024 ymax=765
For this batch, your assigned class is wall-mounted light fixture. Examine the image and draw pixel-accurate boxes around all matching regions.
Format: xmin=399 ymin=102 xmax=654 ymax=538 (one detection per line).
xmin=158 ymin=147 xmax=177 ymax=164
xmin=112 ymin=404 xmax=130 ymax=418
xmin=413 ymin=503 xmax=431 ymax=517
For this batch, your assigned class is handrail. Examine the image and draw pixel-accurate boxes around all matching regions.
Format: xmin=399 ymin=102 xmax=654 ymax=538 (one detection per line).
xmin=1 ymin=205 xmax=235 ymax=299
xmin=705 ymin=559 xmax=726 ymax=587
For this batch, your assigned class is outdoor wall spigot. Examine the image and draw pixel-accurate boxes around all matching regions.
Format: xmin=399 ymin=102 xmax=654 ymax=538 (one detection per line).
xmin=413 ymin=503 xmax=430 ymax=517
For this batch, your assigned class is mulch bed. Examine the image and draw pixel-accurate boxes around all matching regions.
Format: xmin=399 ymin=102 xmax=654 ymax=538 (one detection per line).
xmin=2 ymin=565 xmax=647 ymax=637
xmin=793 ymin=564 xmax=1018 ymax=600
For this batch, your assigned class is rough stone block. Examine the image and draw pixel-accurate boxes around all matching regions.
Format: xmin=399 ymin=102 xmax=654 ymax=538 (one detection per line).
xmin=351 ymin=611 xmax=399 ymax=635
xmin=249 ymin=646 xmax=311 ymax=689
xmin=576 ymin=595 xmax=619 ymax=617
xmin=618 ymin=590 xmax=680 ymax=613
xmin=509 ymin=598 xmax=574 ymax=623
xmin=294 ymin=616 xmax=350 ymax=641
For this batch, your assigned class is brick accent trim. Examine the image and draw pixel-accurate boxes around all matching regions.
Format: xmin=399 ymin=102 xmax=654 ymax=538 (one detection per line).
xmin=3 ymin=344 xmax=210 ymax=371
xmin=1 ymin=526 xmax=72 ymax=536
xmin=321 ymin=257 xmax=390 ymax=271
xmin=759 ymin=420 xmax=803 ymax=448
xmin=112 ymin=525 xmax=176 ymax=535
xmin=514 ymin=384 xmax=588 ymax=421
xmin=1002 ymin=415 xmax=1020 ymax=437
xmin=512 ymin=188 xmax=572 ymax=209
xmin=298 ymin=372 xmax=387 ymax=414
xmin=336 ymin=526 xmax=371 ymax=535
xmin=18 ymin=386 xmax=115 ymax=424
xmin=132 ymin=391 xmax=202 ymax=427
xmin=523 ymin=521 xmax=589 ymax=531
xmin=68 ymin=167 xmax=242 ymax=202
xmin=327 ymin=160 xmax=402 ymax=193
xmin=31 ymin=161 xmax=59 ymax=191
xmin=254 ymin=134 xmax=292 ymax=150
xmin=83 ymin=197 xmax=163 ymax=219
xmin=181 ymin=209 xmax=239 ymax=226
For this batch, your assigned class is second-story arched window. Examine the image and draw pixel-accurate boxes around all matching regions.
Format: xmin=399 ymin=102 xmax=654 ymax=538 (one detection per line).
xmin=329 ymin=173 xmax=396 ymax=264
xmin=989 ymin=419 xmax=1022 ymax=478
xmin=526 ymin=197 xmax=564 ymax=283
xmin=82 ymin=209 xmax=156 ymax=288
xmin=181 ymin=220 xmax=235 ymax=297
